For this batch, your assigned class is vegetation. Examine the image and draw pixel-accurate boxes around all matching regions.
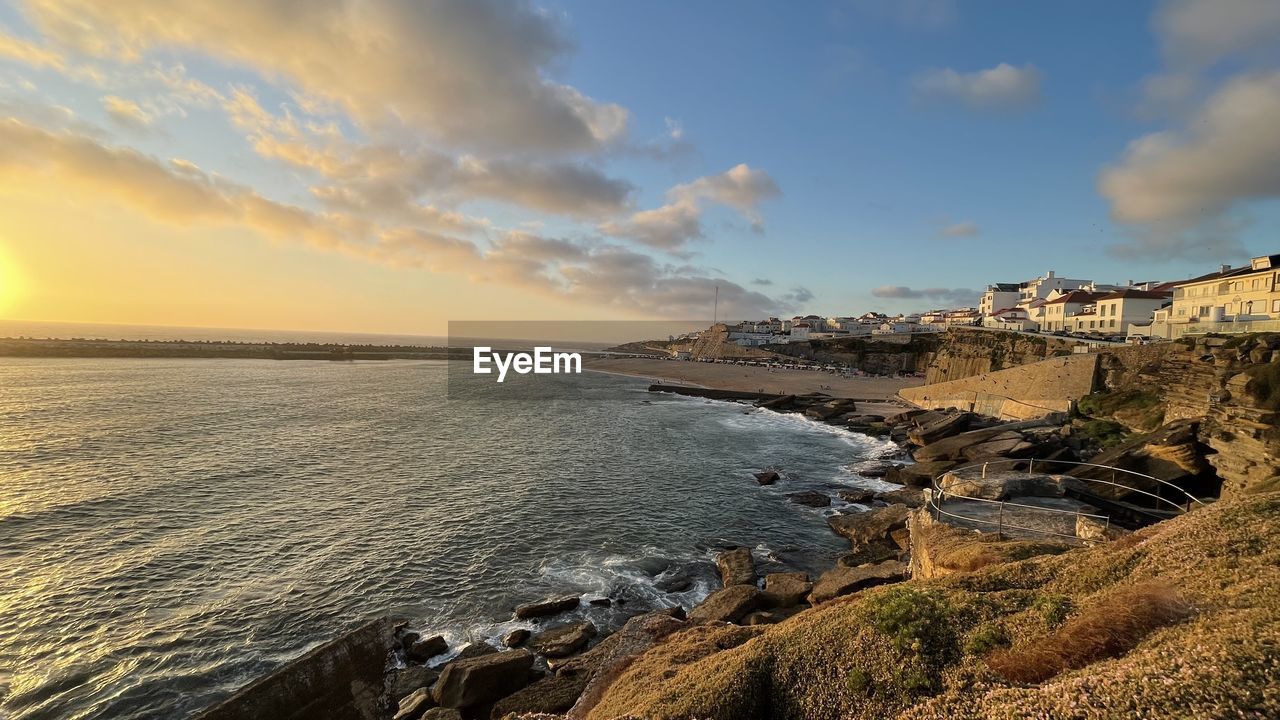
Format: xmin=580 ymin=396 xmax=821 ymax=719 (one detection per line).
xmin=583 ymin=492 xmax=1280 ymax=720
xmin=1074 ymin=418 xmax=1129 ymax=450
xmin=1244 ymin=362 xmax=1280 ymax=410
xmin=1076 ymin=388 xmax=1166 ymax=432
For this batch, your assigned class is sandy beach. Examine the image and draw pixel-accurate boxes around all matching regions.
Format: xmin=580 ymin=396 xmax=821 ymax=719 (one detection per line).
xmin=586 ymin=357 xmax=923 ymax=415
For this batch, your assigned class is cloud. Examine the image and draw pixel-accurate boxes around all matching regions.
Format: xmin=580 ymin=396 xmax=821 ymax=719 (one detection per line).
xmin=939 ymin=220 xmax=979 ymax=237
xmin=0 ymin=29 xmax=63 ymax=68
xmin=101 ymin=95 xmax=153 ymax=129
xmin=665 ymin=117 xmax=684 ymax=140
xmin=871 ymin=286 xmax=978 ymax=305
xmin=1099 ymin=71 xmax=1280 ymax=259
xmin=780 ymin=286 xmax=814 ymax=305
xmin=752 ymin=278 xmax=774 ymax=286
xmin=602 ymin=164 xmax=780 ymax=252
xmin=913 ymin=63 xmax=1043 ymax=111
xmin=15 ymin=0 xmax=627 ymax=154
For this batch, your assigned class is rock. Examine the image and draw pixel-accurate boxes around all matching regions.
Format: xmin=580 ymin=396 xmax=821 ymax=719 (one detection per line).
xmin=514 ymin=595 xmax=580 ymax=620
xmin=826 ymin=504 xmax=910 ymax=546
xmin=754 ymin=470 xmax=781 ymax=485
xmin=421 ymin=709 xmax=462 ymax=720
xmin=873 ymin=487 xmax=924 ymax=508
xmin=390 ymin=666 xmax=440 ymax=704
xmin=529 ymin=622 xmax=596 ymax=658
xmin=502 ymin=629 xmax=530 ymax=648
xmin=837 ymin=539 xmax=900 ymax=567
xmin=1067 ymin=419 xmax=1212 ymax=500
xmin=393 ymin=687 xmax=434 ymax=720
xmin=715 ymin=547 xmax=757 ymax=586
xmin=651 ymin=605 xmax=687 ymax=621
xmin=885 ymin=460 xmax=959 ymax=488
xmin=809 ymin=560 xmax=907 ymax=604
xmin=489 ymin=672 xmax=589 ymax=719
xmin=588 ymin=598 xmax=612 ymax=607
xmin=835 ymin=488 xmax=875 ymax=504
xmin=960 ymin=437 xmax=1037 ymax=462
xmin=455 ymin=642 xmax=498 ymax=661
xmin=907 ymin=412 xmax=974 ymax=446
xmin=654 ymin=571 xmax=694 ymax=593
xmin=885 ymin=408 xmax=929 ymax=425
xmin=757 ymin=394 xmax=796 ymax=410
xmin=742 ymin=611 xmax=779 ymax=626
xmin=787 ymin=491 xmax=831 ymax=507
xmin=760 ymin=572 xmax=812 ymax=609
xmin=562 ymin=612 xmax=688 ymax=718
xmin=939 ymin=470 xmax=1066 ymax=501
xmin=841 ymin=414 xmax=886 ymax=425
xmin=688 ymin=585 xmax=762 ymax=624
xmin=805 ymin=399 xmax=857 ymax=421
xmin=855 ymin=463 xmax=895 ymax=478
xmin=406 ymin=634 xmax=448 ymax=663
xmin=432 ymin=650 xmax=534 ymax=711
xmin=1076 ymin=513 xmax=1132 ymax=542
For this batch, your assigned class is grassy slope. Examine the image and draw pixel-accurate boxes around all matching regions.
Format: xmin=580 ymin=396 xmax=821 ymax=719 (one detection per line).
xmin=585 ymin=492 xmax=1280 ymax=720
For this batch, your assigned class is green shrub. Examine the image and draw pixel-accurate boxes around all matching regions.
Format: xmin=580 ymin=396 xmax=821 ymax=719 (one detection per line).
xmin=868 ymin=587 xmax=959 ymax=696
xmin=1033 ymin=594 xmax=1073 ymax=627
xmin=964 ymin=624 xmax=1011 ymax=655
xmin=1077 ymin=419 xmax=1129 ymax=449
xmin=1077 ymin=389 xmax=1161 ymax=419
xmin=845 ymin=668 xmax=872 ymax=697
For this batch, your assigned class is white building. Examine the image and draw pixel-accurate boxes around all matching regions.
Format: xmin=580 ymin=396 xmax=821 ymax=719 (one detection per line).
xmin=1042 ymin=290 xmax=1109 ymax=332
xmin=979 ymin=283 xmax=1021 ymax=317
xmin=1092 ymin=288 xmax=1174 ymax=336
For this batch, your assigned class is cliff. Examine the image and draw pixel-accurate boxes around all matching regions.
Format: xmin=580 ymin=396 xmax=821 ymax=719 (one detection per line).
xmin=920 ymin=328 xmax=1074 ymax=385
xmin=574 ymin=491 xmax=1280 ymax=720
xmin=764 ymin=334 xmax=940 ymax=376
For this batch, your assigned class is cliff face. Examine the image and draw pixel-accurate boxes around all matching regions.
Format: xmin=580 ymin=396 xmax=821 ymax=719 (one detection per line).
xmin=764 ymin=334 xmax=940 ymax=375
xmin=921 ymin=328 xmax=1075 ymax=385
xmin=1098 ymin=335 xmax=1280 ymax=498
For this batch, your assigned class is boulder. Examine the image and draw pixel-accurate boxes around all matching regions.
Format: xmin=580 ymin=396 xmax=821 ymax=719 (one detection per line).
xmin=885 ymin=460 xmax=959 ymax=488
xmin=390 ymin=665 xmax=440 ymax=704
xmin=421 ymin=710 xmax=462 ymax=720
xmin=809 ymin=560 xmax=907 ymax=604
xmin=432 ymin=650 xmax=534 ymax=711
xmin=588 ymin=597 xmax=612 ymax=607
xmin=489 ymin=672 xmax=589 ymax=719
xmin=654 ymin=570 xmax=694 ymax=593
xmin=805 ymin=399 xmax=858 ymax=421
xmin=913 ymin=425 xmax=1036 ymax=462
xmin=826 ymin=504 xmax=910 ymax=546
xmin=836 ymin=539 xmax=900 ymax=567
xmin=960 ymin=437 xmax=1036 ymax=462
xmin=873 ymin=487 xmax=924 ymax=508
xmin=454 ymin=642 xmax=498 ymax=661
xmin=715 ymin=547 xmax=757 ymax=587
xmin=688 ymin=585 xmax=762 ymax=624
xmin=884 ymin=408 xmax=929 ymax=425
xmin=393 ymin=687 xmax=434 ymax=720
xmin=502 ymin=629 xmax=530 ymax=648
xmin=835 ymin=488 xmax=875 ymax=504
xmin=760 ymin=572 xmax=812 ymax=609
xmin=529 ymin=622 xmax=596 ymax=658
xmin=855 ymin=463 xmax=896 ymax=478
xmin=757 ymin=394 xmax=796 ymax=410
xmin=406 ymin=634 xmax=448 ymax=663
xmin=562 ymin=612 xmax=688 ymax=718
xmin=939 ymin=471 xmax=1066 ymax=501
xmin=907 ymin=412 xmax=974 ymax=446
xmin=514 ymin=595 xmax=580 ymax=620
xmin=787 ymin=491 xmax=831 ymax=507
xmin=754 ymin=470 xmax=780 ymax=485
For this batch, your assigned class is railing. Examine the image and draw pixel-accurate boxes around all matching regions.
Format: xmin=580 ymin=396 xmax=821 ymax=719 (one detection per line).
xmin=927 ymin=458 xmax=1206 ymax=543
xmin=1169 ymin=319 xmax=1280 ymax=338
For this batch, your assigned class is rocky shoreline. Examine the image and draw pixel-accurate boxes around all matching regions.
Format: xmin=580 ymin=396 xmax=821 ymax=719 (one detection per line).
xmin=375 ymin=386 xmax=1162 ymax=720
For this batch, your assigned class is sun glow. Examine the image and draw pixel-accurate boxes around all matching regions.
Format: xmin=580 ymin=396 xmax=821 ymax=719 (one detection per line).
xmin=0 ymin=242 xmax=23 ymax=316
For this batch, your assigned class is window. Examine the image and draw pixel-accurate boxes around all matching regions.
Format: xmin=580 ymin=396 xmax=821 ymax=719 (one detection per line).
xmin=1110 ymin=319 xmax=1116 ymax=328
xmin=1273 ymin=299 xmax=1280 ymax=313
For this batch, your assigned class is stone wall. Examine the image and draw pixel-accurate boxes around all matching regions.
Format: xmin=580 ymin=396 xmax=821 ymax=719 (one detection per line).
xmin=195 ymin=617 xmax=393 ymax=720
xmin=899 ymin=354 xmax=1099 ymax=420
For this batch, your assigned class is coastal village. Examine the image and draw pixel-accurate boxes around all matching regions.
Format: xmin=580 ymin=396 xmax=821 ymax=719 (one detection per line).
xmin=701 ymin=251 xmax=1280 ymax=348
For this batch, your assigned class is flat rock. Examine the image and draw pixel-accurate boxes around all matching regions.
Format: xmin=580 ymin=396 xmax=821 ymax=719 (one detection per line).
xmin=836 ymin=538 xmax=900 ymax=567
xmin=715 ymin=547 xmax=757 ymax=586
xmin=514 ymin=595 xmax=580 ymax=620
xmin=826 ymin=504 xmax=910 ymax=545
xmin=885 ymin=460 xmax=959 ymax=488
xmin=454 ymin=642 xmax=497 ymax=661
xmin=432 ymin=649 xmax=534 ymax=711
xmin=688 ymin=585 xmax=762 ymax=624
xmin=757 ymin=394 xmax=796 ymax=410
xmin=760 ymin=572 xmax=812 ymax=609
xmin=835 ymin=488 xmax=875 ymax=504
xmin=809 ymin=560 xmax=907 ymax=604
xmin=529 ymin=622 xmax=596 ymax=658
xmin=390 ymin=665 xmax=440 ymax=704
xmin=873 ymin=487 xmax=925 ymax=508
xmin=908 ymin=412 xmax=974 ymax=446
xmin=787 ymin=491 xmax=831 ymax=507
xmin=421 ymin=710 xmax=462 ymax=720
xmin=489 ymin=672 xmax=589 ymax=719
xmin=938 ymin=471 xmax=1066 ymax=501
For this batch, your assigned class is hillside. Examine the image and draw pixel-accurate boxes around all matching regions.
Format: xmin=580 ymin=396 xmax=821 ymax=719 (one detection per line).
xmin=574 ymin=490 xmax=1280 ymax=719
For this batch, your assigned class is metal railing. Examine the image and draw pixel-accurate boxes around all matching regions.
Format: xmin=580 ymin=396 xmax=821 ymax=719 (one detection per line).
xmin=927 ymin=458 xmax=1206 ymax=543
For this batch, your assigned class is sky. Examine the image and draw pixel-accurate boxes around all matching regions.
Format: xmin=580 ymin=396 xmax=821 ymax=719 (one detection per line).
xmin=1 ymin=0 xmax=1279 ymax=335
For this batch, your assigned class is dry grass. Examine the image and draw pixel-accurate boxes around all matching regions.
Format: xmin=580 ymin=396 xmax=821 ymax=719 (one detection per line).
xmin=919 ymin=521 xmax=1070 ymax=574
xmin=985 ymin=583 xmax=1192 ymax=683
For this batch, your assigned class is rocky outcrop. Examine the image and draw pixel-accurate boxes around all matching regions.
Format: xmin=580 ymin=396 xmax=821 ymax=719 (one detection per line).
xmin=885 ymin=461 xmax=958 ymax=488
xmin=1067 ymin=419 xmax=1213 ymax=500
xmin=432 ymin=650 xmax=534 ymax=711
xmin=808 ymin=560 xmax=906 ymax=604
xmin=715 ymin=548 xmax=757 ymax=587
xmin=529 ymin=622 xmax=596 ymax=658
xmin=922 ymin=327 xmax=1074 ymax=384
xmin=514 ymin=596 xmax=580 ymax=620
xmin=826 ymin=504 xmax=910 ymax=546
xmin=939 ymin=470 xmax=1068 ymax=501
xmin=489 ymin=673 xmax=588 ymax=719
xmin=688 ymin=585 xmax=762 ymax=624
xmin=787 ymin=491 xmax=831 ymax=507
xmin=405 ymin=635 xmax=448 ymax=663
xmin=760 ymin=572 xmax=812 ymax=609
xmin=753 ymin=470 xmax=780 ymax=485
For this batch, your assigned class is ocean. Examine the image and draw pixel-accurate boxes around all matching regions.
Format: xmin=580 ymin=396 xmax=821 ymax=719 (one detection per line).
xmin=0 ymin=357 xmax=900 ymax=719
